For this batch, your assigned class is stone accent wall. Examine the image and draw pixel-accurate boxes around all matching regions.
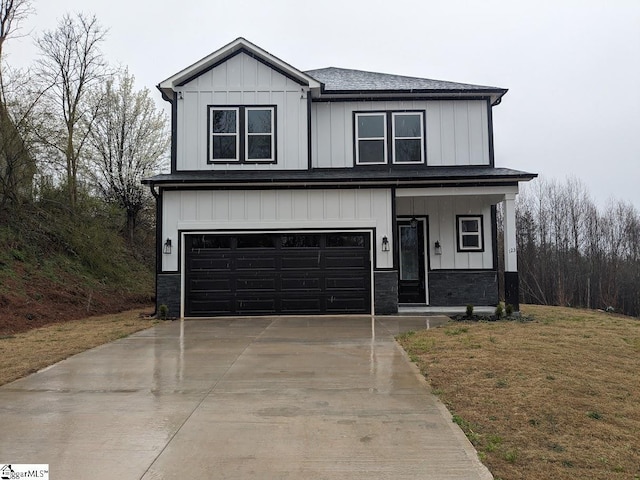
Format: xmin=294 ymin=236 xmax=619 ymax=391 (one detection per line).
xmin=429 ymin=271 xmax=498 ymax=306
xmin=504 ymin=271 xmax=520 ymax=311
xmin=157 ymin=274 xmax=181 ymax=318
xmin=374 ymin=270 xmax=398 ymax=314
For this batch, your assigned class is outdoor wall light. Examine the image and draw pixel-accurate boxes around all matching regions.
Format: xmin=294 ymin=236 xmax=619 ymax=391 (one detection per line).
xmin=410 ymin=217 xmax=418 ymax=229
xmin=435 ymin=240 xmax=442 ymax=255
xmin=163 ymin=238 xmax=172 ymax=255
xmin=381 ymin=236 xmax=390 ymax=252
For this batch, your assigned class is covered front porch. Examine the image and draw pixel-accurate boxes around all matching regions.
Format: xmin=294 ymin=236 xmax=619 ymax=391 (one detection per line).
xmin=389 ymin=185 xmax=519 ymax=311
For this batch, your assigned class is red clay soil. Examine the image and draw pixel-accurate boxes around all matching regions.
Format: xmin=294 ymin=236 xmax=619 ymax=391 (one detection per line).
xmin=0 ymin=269 xmax=153 ymax=335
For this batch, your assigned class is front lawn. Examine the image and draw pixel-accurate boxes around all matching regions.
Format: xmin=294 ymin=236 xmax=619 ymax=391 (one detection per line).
xmin=397 ymin=304 xmax=640 ymax=480
xmin=0 ymin=308 xmax=158 ymax=386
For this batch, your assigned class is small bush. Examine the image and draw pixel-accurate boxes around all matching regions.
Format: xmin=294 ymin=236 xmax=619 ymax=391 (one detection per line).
xmin=505 ymin=303 xmax=514 ymax=317
xmin=466 ymin=304 xmax=474 ymax=317
xmin=158 ymin=304 xmax=169 ymax=320
xmin=495 ymin=303 xmax=504 ymax=319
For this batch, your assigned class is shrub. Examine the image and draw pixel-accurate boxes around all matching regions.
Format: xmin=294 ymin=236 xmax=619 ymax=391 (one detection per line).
xmin=466 ymin=304 xmax=474 ymax=317
xmin=158 ymin=304 xmax=169 ymax=320
xmin=495 ymin=303 xmax=504 ymax=319
xmin=505 ymin=303 xmax=514 ymax=317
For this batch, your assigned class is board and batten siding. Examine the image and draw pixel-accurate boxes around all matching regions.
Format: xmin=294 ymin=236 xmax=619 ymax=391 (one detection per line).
xmin=396 ymin=195 xmax=494 ymax=269
xmin=161 ymin=188 xmax=393 ymax=271
xmin=175 ymin=52 xmax=309 ymax=171
xmin=311 ymin=100 xmax=490 ymax=168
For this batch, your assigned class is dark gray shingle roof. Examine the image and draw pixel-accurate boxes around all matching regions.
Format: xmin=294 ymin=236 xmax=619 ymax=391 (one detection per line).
xmin=305 ymin=67 xmax=505 ymax=94
xmin=144 ymin=166 xmax=536 ymax=186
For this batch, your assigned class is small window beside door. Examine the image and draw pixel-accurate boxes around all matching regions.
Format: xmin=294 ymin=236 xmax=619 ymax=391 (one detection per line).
xmin=456 ymin=215 xmax=484 ymax=252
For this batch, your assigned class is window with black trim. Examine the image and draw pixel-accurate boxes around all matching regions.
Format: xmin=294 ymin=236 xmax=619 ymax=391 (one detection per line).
xmin=208 ymin=106 xmax=275 ymax=163
xmin=457 ymin=215 xmax=484 ymax=252
xmin=355 ymin=111 xmax=424 ymax=165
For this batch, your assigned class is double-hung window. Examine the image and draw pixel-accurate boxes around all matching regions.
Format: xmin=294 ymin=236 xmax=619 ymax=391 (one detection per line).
xmin=392 ymin=112 xmax=424 ymax=164
xmin=355 ymin=111 xmax=424 ymax=165
xmin=209 ymin=106 xmax=275 ymax=163
xmin=457 ymin=215 xmax=484 ymax=252
xmin=210 ymin=107 xmax=239 ymax=161
xmin=355 ymin=113 xmax=387 ymax=165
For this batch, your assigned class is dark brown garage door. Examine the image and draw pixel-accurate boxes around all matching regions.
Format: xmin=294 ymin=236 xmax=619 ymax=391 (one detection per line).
xmin=185 ymin=232 xmax=371 ymax=316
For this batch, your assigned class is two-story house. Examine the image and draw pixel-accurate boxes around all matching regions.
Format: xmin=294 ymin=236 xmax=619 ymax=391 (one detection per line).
xmin=143 ymin=37 xmax=536 ymax=318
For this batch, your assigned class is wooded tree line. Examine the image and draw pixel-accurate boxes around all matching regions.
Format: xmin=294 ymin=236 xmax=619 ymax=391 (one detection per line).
xmin=515 ymin=177 xmax=640 ymax=317
xmin=0 ymin=1 xmax=167 ymax=250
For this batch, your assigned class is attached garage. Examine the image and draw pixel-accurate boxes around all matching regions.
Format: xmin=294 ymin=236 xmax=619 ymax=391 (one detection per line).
xmin=184 ymin=232 xmax=372 ymax=316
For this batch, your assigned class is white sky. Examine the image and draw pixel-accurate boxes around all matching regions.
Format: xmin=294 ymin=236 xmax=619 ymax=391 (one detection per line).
xmin=7 ymin=0 xmax=640 ymax=209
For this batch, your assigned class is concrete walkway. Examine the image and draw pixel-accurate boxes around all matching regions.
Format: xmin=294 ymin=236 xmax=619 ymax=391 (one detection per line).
xmin=0 ymin=316 xmax=492 ymax=480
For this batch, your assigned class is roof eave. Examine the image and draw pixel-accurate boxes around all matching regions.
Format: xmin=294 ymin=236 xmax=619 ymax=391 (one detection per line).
xmin=311 ymin=88 xmax=508 ymax=105
xmin=142 ymin=172 xmax=537 ymax=187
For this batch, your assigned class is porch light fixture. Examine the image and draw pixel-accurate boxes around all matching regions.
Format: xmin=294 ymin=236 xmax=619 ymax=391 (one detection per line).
xmin=163 ymin=238 xmax=172 ymax=255
xmin=410 ymin=217 xmax=418 ymax=229
xmin=381 ymin=236 xmax=390 ymax=252
xmin=435 ymin=240 xmax=442 ymax=255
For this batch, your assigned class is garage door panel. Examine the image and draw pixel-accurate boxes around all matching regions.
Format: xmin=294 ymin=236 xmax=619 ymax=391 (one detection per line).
xmin=189 ymin=257 xmax=231 ymax=271
xmin=236 ymin=297 xmax=277 ymax=314
xmin=281 ymin=254 xmax=322 ymax=270
xmin=185 ymin=233 xmax=371 ymax=316
xmin=281 ymin=276 xmax=322 ymax=291
xmin=326 ymin=296 xmax=369 ymax=313
xmin=324 ymin=253 xmax=370 ymax=269
xmin=236 ymin=277 xmax=277 ymax=291
xmin=236 ymin=256 xmax=277 ymax=270
xmin=280 ymin=297 xmax=322 ymax=313
xmin=325 ymin=275 xmax=369 ymax=290
xmin=189 ymin=298 xmax=234 ymax=315
xmin=189 ymin=278 xmax=232 ymax=293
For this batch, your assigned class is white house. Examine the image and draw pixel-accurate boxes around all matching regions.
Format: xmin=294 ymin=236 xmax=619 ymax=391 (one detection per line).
xmin=143 ymin=37 xmax=536 ymax=318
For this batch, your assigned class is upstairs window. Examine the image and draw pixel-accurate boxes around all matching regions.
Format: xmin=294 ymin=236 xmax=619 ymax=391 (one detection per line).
xmin=392 ymin=113 xmax=424 ymax=164
xmin=355 ymin=113 xmax=387 ymax=165
xmin=210 ymin=108 xmax=239 ymax=160
xmin=457 ymin=215 xmax=484 ymax=252
xmin=246 ymin=108 xmax=274 ymax=160
xmin=354 ymin=111 xmax=425 ymax=165
xmin=208 ymin=106 xmax=275 ymax=163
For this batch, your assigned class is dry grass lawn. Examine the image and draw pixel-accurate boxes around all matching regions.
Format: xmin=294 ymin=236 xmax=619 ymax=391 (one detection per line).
xmin=397 ymin=304 xmax=640 ymax=480
xmin=0 ymin=308 xmax=158 ymax=386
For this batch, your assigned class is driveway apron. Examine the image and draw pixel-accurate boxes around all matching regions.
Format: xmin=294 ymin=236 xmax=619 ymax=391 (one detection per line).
xmin=0 ymin=316 xmax=492 ymax=479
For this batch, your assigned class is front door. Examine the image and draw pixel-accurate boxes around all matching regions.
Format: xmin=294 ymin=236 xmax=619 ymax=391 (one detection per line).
xmin=398 ymin=219 xmax=427 ymax=304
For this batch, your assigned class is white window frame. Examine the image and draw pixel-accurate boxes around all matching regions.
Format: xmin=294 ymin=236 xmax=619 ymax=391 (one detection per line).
xmin=245 ymin=107 xmax=275 ymax=162
xmin=457 ymin=215 xmax=484 ymax=252
xmin=391 ymin=112 xmax=425 ymax=164
xmin=209 ymin=107 xmax=240 ymax=162
xmin=355 ymin=112 xmax=387 ymax=165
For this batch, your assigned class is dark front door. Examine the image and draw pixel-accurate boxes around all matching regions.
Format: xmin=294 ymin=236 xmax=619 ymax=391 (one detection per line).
xmin=398 ymin=219 xmax=426 ymax=304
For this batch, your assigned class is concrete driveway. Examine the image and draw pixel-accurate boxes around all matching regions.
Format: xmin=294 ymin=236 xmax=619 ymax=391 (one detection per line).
xmin=0 ymin=316 xmax=492 ymax=479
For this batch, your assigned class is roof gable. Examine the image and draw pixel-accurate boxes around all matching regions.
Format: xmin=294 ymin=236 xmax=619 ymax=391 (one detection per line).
xmin=158 ymin=37 xmax=321 ymax=100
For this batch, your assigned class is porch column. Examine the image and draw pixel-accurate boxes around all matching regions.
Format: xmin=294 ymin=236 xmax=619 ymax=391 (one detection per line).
xmin=502 ymin=193 xmax=519 ymax=310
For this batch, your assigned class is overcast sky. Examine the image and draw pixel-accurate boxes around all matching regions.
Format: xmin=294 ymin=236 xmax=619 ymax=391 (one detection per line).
xmin=7 ymin=0 xmax=640 ymax=209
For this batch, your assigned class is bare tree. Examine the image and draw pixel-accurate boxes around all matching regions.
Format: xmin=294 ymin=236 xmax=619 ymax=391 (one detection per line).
xmin=0 ymin=0 xmax=36 ymax=212
xmin=0 ymin=0 xmax=33 ymax=94
xmin=88 ymin=69 xmax=168 ymax=243
xmin=35 ymin=13 xmax=109 ymax=212
xmin=516 ymin=177 xmax=640 ymax=317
